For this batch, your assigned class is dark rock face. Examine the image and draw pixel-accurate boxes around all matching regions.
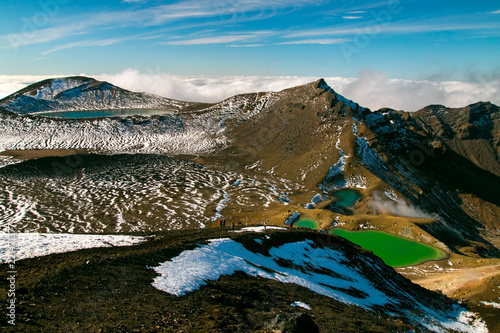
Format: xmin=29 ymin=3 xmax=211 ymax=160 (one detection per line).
xmin=409 ymin=102 xmax=500 ymax=176
xmin=323 ymin=201 xmax=353 ymax=215
xmin=265 ymin=312 xmax=320 ymax=333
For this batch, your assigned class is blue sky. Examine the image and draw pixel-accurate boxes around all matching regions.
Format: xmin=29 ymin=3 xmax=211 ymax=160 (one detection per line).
xmin=0 ymin=0 xmax=499 ymax=81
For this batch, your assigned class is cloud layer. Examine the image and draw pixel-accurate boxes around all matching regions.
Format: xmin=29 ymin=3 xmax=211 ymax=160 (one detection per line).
xmin=1 ymin=69 xmax=499 ymax=111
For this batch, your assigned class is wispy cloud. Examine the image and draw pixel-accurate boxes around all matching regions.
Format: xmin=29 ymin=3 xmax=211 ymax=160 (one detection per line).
xmin=281 ymin=38 xmax=349 ymax=45
xmin=164 ymin=34 xmax=258 ymax=45
xmin=2 ymin=0 xmax=323 ymax=50
xmin=110 ymin=0 xmax=325 ymax=26
xmin=286 ymin=20 xmax=500 ymax=38
xmin=1 ymin=24 xmax=86 ymax=49
xmin=491 ymin=10 xmax=500 ymax=14
xmin=41 ymin=30 xmax=164 ymax=55
xmin=227 ymin=44 xmax=264 ymax=47
xmin=42 ymin=38 xmax=127 ymax=55
xmin=324 ymin=0 xmax=399 ymax=16
xmin=342 ymin=16 xmax=363 ymax=20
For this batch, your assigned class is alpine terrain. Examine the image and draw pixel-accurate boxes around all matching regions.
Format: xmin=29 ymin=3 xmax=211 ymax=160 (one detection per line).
xmin=1 ymin=76 xmax=499 ymax=332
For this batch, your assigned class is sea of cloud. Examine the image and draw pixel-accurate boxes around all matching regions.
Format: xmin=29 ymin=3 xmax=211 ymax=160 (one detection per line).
xmin=1 ymin=69 xmax=499 ymax=111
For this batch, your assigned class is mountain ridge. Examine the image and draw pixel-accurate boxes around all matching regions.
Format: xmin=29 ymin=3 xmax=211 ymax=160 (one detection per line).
xmin=0 ymin=76 xmax=197 ymax=113
xmin=1 ymin=76 xmax=500 ymax=331
xmin=2 ymin=75 xmax=498 ymax=116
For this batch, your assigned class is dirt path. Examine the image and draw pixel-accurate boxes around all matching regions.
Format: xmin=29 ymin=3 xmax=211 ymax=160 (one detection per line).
xmin=412 ymin=264 xmax=500 ymax=296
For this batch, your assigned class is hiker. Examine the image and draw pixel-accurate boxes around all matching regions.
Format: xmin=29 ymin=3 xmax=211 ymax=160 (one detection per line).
xmin=231 ymin=222 xmax=234 ymax=230
xmin=218 ymin=219 xmax=222 ymax=228
xmin=222 ymin=218 xmax=226 ymax=228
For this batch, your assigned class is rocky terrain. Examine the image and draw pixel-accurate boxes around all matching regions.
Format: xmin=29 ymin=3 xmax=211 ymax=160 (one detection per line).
xmin=0 ymin=229 xmax=489 ymax=332
xmin=1 ymin=76 xmax=500 ymax=331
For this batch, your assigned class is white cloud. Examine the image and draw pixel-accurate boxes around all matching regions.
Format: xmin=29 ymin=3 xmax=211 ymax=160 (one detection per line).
xmin=1 ymin=70 xmax=499 ymax=111
xmin=1 ymin=0 xmax=324 ymax=50
xmin=164 ymin=34 xmax=258 ymax=45
xmin=342 ymin=16 xmax=363 ymax=20
xmin=286 ymin=20 xmax=500 ymax=38
xmin=42 ymin=38 xmax=127 ymax=55
xmin=227 ymin=44 xmax=263 ymax=47
xmin=281 ymin=38 xmax=349 ymax=45
xmin=1 ymin=24 xmax=86 ymax=49
xmin=97 ymin=69 xmax=317 ymax=103
xmin=334 ymin=70 xmax=500 ymax=111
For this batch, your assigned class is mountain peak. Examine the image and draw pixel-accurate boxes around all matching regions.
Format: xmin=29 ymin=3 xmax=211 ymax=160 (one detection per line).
xmin=315 ymin=78 xmax=329 ymax=89
xmin=0 ymin=75 xmax=192 ymax=114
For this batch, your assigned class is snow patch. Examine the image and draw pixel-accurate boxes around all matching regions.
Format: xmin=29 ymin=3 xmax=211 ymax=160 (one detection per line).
xmin=480 ymin=301 xmax=500 ymax=309
xmin=384 ymin=189 xmax=398 ymax=201
xmin=320 ymin=139 xmax=349 ymax=191
xmin=291 ymin=301 xmax=312 ymax=310
xmin=0 ymin=233 xmax=145 ymax=262
xmin=230 ymin=226 xmax=286 ymax=233
xmin=151 ymin=238 xmax=390 ymax=307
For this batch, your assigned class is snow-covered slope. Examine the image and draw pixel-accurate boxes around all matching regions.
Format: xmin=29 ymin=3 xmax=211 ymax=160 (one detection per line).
xmin=152 ymin=235 xmax=487 ymax=333
xmin=0 ymin=154 xmax=300 ymax=233
xmin=0 ymin=233 xmax=145 ymax=262
xmin=0 ymin=111 xmax=225 ymax=155
xmin=0 ymin=76 xmax=192 ymax=113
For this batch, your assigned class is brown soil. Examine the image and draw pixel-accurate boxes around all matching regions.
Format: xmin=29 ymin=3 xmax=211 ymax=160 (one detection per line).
xmin=0 ymin=149 xmax=89 ymax=160
xmin=413 ymin=264 xmax=500 ymax=297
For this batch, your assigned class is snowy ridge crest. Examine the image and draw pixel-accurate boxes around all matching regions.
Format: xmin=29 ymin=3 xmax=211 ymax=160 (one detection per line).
xmin=0 ymin=77 xmax=191 ymax=114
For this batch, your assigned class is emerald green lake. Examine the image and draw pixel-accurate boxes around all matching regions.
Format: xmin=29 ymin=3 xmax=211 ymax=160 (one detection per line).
xmin=293 ymin=218 xmax=320 ymax=229
xmin=332 ymin=189 xmax=362 ymax=207
xmin=329 ymin=228 xmax=448 ymax=267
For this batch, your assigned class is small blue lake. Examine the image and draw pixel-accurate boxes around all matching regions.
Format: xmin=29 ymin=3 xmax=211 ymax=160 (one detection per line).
xmin=331 ymin=189 xmax=362 ymax=207
xmin=36 ymin=109 xmax=175 ymax=119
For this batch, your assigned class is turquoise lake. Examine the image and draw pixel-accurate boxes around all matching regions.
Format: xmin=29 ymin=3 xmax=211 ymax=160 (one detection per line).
xmin=331 ymin=189 xmax=362 ymax=207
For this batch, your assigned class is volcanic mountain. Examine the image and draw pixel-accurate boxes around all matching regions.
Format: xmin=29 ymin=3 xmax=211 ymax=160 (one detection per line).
xmin=1 ymin=76 xmax=500 ymax=331
xmin=0 ymin=76 xmax=197 ymax=113
xmin=1 ymin=77 xmax=498 ymax=253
